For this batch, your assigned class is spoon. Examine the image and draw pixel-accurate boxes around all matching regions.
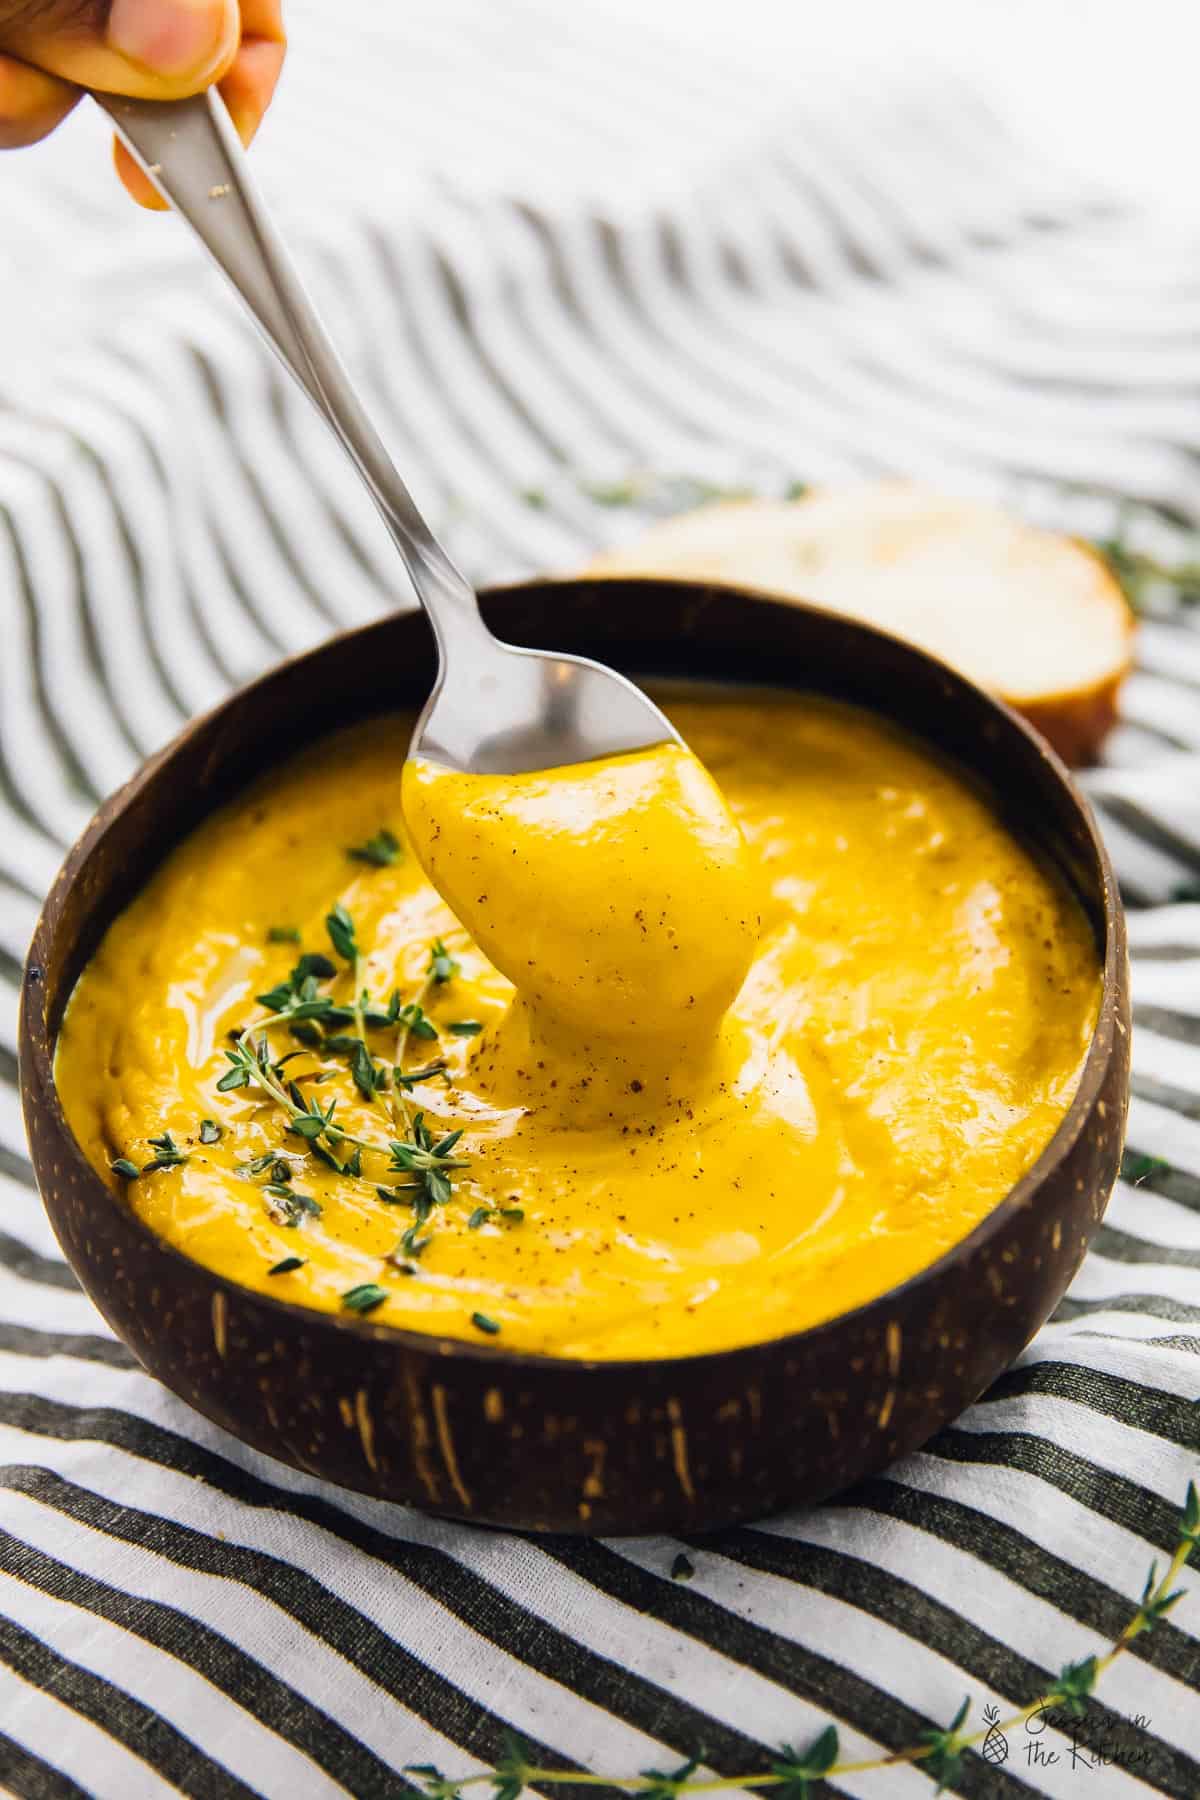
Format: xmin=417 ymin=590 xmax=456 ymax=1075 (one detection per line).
xmin=93 ymin=88 xmax=680 ymax=776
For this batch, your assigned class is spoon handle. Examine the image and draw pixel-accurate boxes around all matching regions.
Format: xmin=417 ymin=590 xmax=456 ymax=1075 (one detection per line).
xmin=94 ymin=87 xmax=486 ymax=648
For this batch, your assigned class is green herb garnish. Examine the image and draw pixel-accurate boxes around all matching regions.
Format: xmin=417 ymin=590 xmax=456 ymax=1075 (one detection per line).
xmin=254 ymin=950 xmax=341 ymax=1030
xmin=199 ymin=1118 xmax=222 ymax=1145
xmin=1124 ymin=1152 xmax=1170 ymax=1186
xmin=350 ymin=1039 xmax=386 ymax=1102
xmin=211 ymin=906 xmax=480 ymax=1267
xmin=267 ymin=926 xmax=301 ymax=944
xmin=428 ymin=938 xmax=460 ymax=984
xmin=393 ymin=1060 xmax=448 ymax=1090
xmin=142 ymin=1131 xmax=188 ymax=1172
xmin=264 ymin=1186 xmax=322 ymax=1228
xmin=396 ymin=1002 xmax=438 ymax=1041
xmin=1093 ymin=537 xmax=1200 ymax=615
xmin=471 ymin=1311 xmax=501 ymax=1335
xmin=289 ymin=1092 xmax=340 ymax=1143
xmin=360 ymin=990 xmax=403 ymax=1029
xmin=111 ymin=1158 xmax=140 ymax=1180
xmin=404 ymin=1478 xmax=1200 ymax=1800
xmin=268 ymin=1256 xmax=304 ymax=1276
xmin=255 ymin=978 xmax=333 ymax=1023
xmin=325 ymin=902 xmax=358 ymax=963
xmin=342 ymin=1282 xmax=388 ymax=1315
xmin=448 ymin=1020 xmax=482 ymax=1037
xmin=400 ymin=1223 xmax=433 ymax=1258
xmin=468 ymin=1204 xmax=522 ymax=1229
xmin=388 ymin=1114 xmax=468 ymax=1208
xmin=347 ymin=827 xmax=401 ymax=868
xmin=235 ymin=1152 xmax=277 ymax=1177
xmin=585 ymin=478 xmax=641 ymax=507
xmin=293 ymin=951 xmax=337 ymax=981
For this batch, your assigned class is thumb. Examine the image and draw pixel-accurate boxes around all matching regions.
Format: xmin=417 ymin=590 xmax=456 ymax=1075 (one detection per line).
xmin=1 ymin=0 xmax=240 ymax=99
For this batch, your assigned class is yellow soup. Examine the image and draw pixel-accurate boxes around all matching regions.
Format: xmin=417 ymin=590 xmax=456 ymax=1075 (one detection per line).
xmin=56 ymin=691 xmax=1101 ymax=1359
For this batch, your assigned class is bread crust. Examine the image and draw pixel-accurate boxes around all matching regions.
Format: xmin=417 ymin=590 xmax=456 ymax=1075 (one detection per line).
xmin=584 ymin=486 xmax=1135 ymax=766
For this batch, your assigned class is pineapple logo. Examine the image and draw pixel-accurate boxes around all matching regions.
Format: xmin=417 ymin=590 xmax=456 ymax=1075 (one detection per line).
xmin=982 ymin=1705 xmax=1009 ymax=1766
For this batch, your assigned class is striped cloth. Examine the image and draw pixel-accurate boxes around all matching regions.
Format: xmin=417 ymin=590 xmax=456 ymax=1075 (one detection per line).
xmin=1 ymin=4 xmax=1198 ymax=1795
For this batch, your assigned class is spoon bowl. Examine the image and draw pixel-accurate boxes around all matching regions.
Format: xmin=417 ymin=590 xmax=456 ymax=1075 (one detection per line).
xmin=412 ymin=603 xmax=682 ymax=773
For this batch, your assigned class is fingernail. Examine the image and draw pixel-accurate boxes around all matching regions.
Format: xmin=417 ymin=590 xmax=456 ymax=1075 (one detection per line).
xmin=107 ymin=0 xmax=227 ymax=79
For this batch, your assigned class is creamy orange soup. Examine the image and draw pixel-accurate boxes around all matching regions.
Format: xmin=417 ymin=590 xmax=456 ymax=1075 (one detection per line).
xmin=56 ymin=690 xmax=1100 ymax=1358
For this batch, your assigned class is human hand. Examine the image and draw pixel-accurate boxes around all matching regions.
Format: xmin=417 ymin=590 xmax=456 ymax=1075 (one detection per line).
xmin=0 ymin=1 xmax=285 ymax=206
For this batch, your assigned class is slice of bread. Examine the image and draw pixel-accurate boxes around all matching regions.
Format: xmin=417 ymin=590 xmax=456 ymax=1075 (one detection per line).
xmin=585 ymin=482 xmax=1135 ymax=765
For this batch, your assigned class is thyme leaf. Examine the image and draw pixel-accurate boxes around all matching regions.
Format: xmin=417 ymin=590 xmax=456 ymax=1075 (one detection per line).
xmin=264 ymin=1186 xmax=322 ymax=1228
xmin=393 ymin=1060 xmax=448 ymax=1090
xmin=347 ymin=827 xmax=401 ymax=867
xmin=468 ymin=1204 xmax=523 ymax=1229
xmin=397 ymin=1002 xmax=438 ymax=1041
xmin=342 ymin=1282 xmax=388 ymax=1315
xmin=1124 ymin=1152 xmax=1170 ymax=1186
xmin=142 ymin=1131 xmax=189 ymax=1172
xmin=428 ymin=938 xmax=460 ymax=984
xmin=325 ymin=902 xmax=358 ymax=963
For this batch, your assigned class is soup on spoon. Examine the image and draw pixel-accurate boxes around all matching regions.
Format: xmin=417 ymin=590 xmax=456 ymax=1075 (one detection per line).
xmin=55 ymin=689 xmax=1101 ymax=1358
xmin=401 ymin=740 xmax=759 ymax=1041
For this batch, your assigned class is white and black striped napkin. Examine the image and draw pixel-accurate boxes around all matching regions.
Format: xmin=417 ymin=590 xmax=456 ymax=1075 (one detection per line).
xmin=0 ymin=4 xmax=1197 ymax=1795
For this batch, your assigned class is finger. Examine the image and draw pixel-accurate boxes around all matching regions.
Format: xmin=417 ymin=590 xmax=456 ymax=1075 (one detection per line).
xmin=114 ymin=3 xmax=285 ymax=208
xmin=216 ymin=0 xmax=284 ymax=145
xmin=238 ymin=0 xmax=285 ymax=46
xmin=216 ymin=31 xmax=284 ymax=146
xmin=112 ymin=134 xmax=167 ymax=207
xmin=0 ymin=50 xmax=77 ymax=146
xmin=4 ymin=0 xmax=240 ymax=100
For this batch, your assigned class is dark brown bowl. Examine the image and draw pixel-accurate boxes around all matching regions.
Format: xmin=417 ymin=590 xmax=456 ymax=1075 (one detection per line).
xmin=19 ymin=579 xmax=1129 ymax=1534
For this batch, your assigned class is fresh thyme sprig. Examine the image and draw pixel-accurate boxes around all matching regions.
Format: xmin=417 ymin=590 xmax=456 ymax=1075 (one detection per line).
xmin=375 ymin=1115 xmax=470 ymax=1265
xmin=388 ymin=934 xmax=467 ymax=1131
xmin=254 ymin=951 xmax=344 ymax=1034
xmin=215 ymin=907 xmax=482 ymax=1274
xmin=216 ymin=1026 xmax=473 ymax=1250
xmin=405 ymin=1480 xmax=1198 ymax=1798
xmin=321 ymin=902 xmax=378 ymax=1077
xmin=521 ymin=472 xmax=807 ymax=514
xmin=164 ymin=895 xmax=494 ymax=1299
xmin=386 ymin=1113 xmax=468 ymax=1209
xmin=1092 ymin=536 xmax=1200 ymax=615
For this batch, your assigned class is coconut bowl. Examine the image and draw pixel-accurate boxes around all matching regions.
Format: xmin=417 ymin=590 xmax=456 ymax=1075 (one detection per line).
xmin=19 ymin=579 xmax=1130 ymax=1533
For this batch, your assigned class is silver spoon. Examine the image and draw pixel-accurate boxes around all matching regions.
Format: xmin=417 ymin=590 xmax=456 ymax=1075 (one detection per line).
xmin=93 ymin=88 xmax=680 ymax=776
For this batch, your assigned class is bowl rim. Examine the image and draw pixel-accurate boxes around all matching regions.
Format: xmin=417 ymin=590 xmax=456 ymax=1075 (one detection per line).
xmin=20 ymin=575 xmax=1126 ymax=1376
